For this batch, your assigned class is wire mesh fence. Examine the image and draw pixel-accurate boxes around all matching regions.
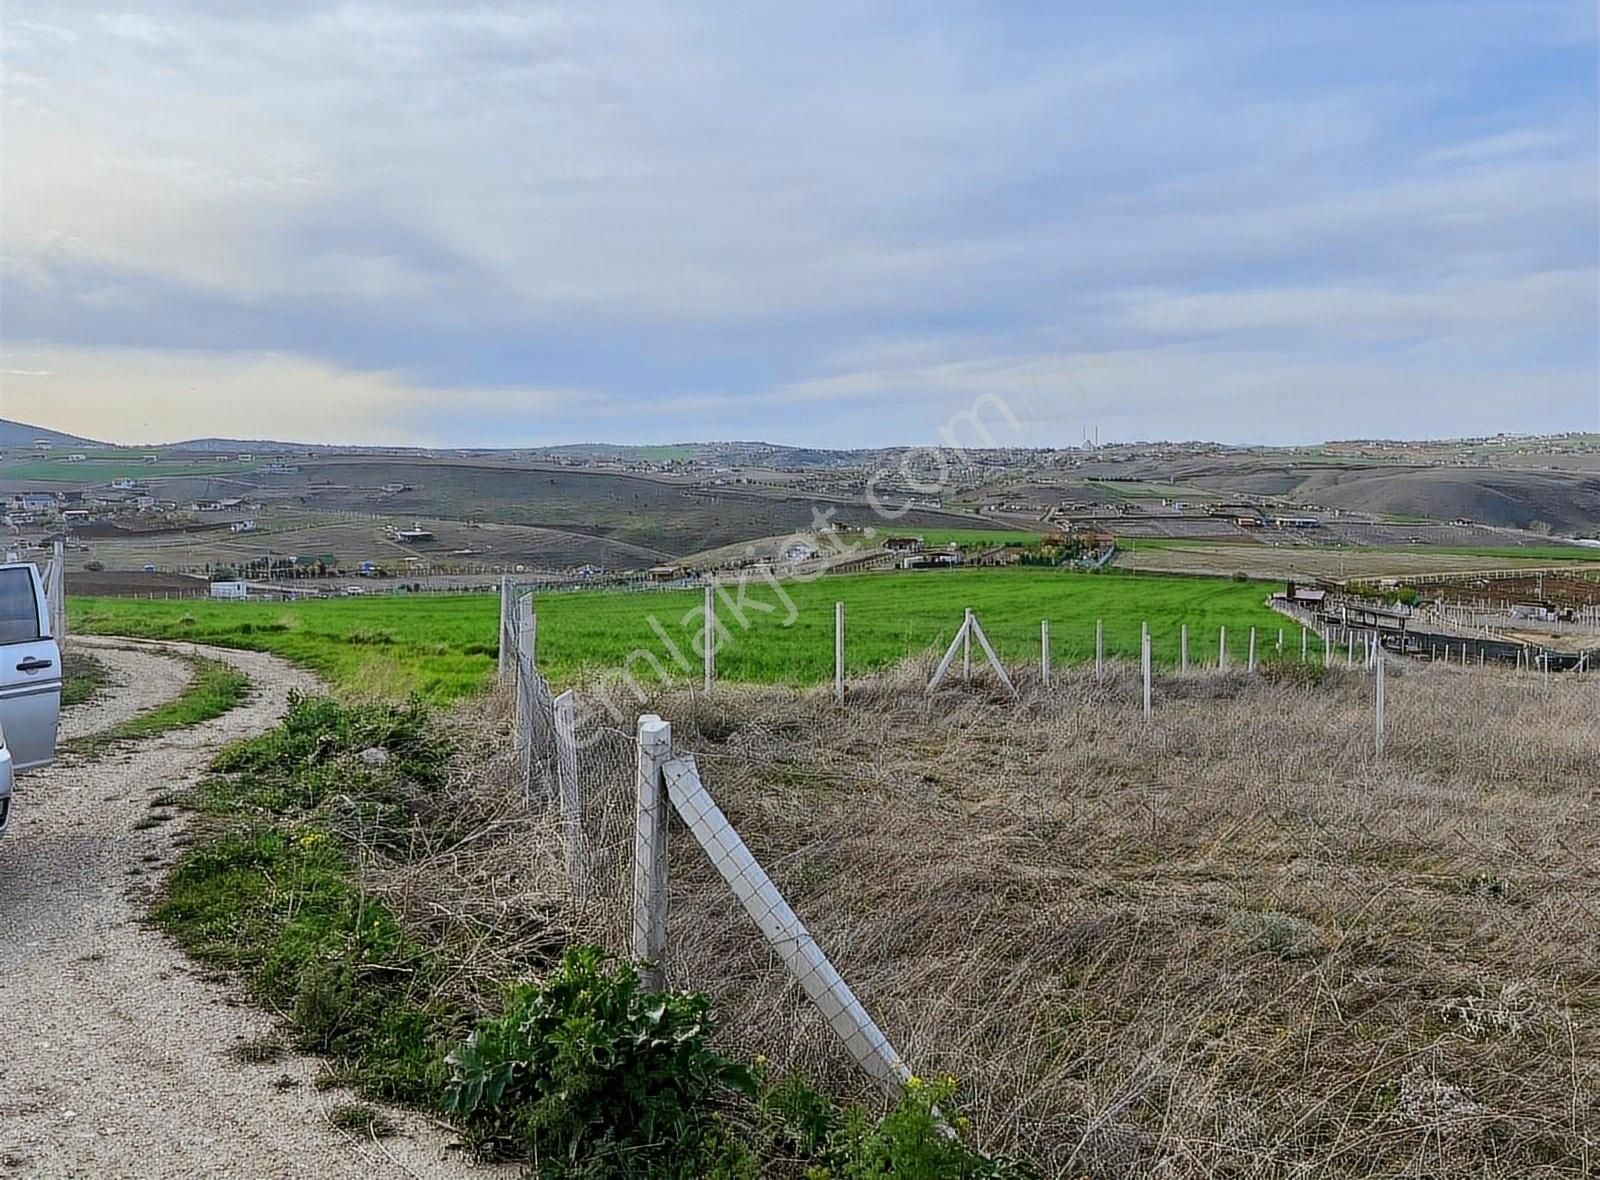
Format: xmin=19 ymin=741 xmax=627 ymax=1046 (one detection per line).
xmin=41 ymin=541 xmax=67 ymax=640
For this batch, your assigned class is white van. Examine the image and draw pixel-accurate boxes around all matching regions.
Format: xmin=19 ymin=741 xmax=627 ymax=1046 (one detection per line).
xmin=0 ymin=563 xmax=63 ymax=834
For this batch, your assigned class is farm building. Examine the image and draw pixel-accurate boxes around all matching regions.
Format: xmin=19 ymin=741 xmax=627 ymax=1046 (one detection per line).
xmin=394 ymin=525 xmax=434 ymax=543
xmin=648 ymin=563 xmax=686 ymax=582
xmin=882 ymin=535 xmax=924 ymax=553
xmin=1271 ymin=582 xmax=1327 ymax=610
xmin=209 ymin=581 xmax=249 ymax=600
xmin=32 ymin=439 xmax=51 ymax=452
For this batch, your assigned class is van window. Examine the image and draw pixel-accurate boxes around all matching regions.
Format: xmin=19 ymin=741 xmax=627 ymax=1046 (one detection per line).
xmin=0 ymin=568 xmax=42 ymax=644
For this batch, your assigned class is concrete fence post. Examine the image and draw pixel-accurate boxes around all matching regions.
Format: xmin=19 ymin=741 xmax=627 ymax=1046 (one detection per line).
xmin=553 ymin=690 xmax=586 ymax=898
xmin=1301 ymin=628 xmax=1308 ymax=662
xmin=633 ymin=715 xmax=673 ymax=991
xmin=1040 ymin=619 xmax=1051 ymax=688
xmin=497 ymin=575 xmax=512 ymax=680
xmin=1180 ymin=623 xmax=1189 ymax=673
xmin=1141 ymin=630 xmax=1152 ymax=721
xmin=1095 ymin=619 xmax=1104 ymax=680
xmin=1218 ymin=626 xmax=1227 ymax=670
xmin=834 ymin=601 xmax=846 ymax=704
xmin=518 ymin=592 xmax=536 ymax=673
xmin=1248 ymin=627 xmax=1257 ymax=673
xmin=962 ymin=608 xmax=972 ymax=684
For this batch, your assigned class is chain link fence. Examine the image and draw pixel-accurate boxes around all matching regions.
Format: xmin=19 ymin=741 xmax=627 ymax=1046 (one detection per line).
xmin=41 ymin=540 xmax=67 ymax=640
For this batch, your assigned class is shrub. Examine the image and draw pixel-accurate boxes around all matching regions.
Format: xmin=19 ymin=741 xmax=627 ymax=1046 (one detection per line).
xmin=445 ymin=946 xmax=755 ymax=1176
xmin=814 ymin=1076 xmax=1033 ymax=1179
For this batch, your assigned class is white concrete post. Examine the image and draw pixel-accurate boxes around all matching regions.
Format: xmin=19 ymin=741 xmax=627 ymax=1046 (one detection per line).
xmin=660 ymin=757 xmax=911 ymax=1090
xmin=1040 ymin=619 xmax=1051 ymax=687
xmin=1301 ymin=627 xmax=1308 ymax=662
xmin=1248 ymin=627 xmax=1257 ymax=673
xmin=1180 ymin=623 xmax=1189 ymax=673
xmin=1277 ymin=627 xmax=1284 ymax=654
xmin=834 ymin=601 xmax=845 ymax=704
xmin=497 ymin=575 xmax=511 ymax=679
xmin=1347 ymin=633 xmax=1354 ymax=668
xmin=1218 ymin=626 xmax=1227 ymax=670
xmin=1095 ymin=619 xmax=1104 ymax=679
xmin=962 ymin=608 xmax=972 ymax=684
xmin=633 ymin=715 xmax=673 ymax=991
xmin=1141 ymin=630 xmax=1152 ymax=721
xmin=554 ymin=690 xmax=586 ymax=898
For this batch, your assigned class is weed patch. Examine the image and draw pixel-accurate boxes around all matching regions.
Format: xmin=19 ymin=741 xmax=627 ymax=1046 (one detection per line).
xmin=65 ymin=656 xmax=250 ymax=755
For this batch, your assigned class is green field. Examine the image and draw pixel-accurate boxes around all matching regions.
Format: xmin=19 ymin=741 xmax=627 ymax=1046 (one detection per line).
xmin=70 ymin=569 xmax=1288 ymax=700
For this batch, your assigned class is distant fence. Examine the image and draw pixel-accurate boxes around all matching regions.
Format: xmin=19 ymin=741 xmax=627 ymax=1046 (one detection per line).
xmin=492 ymin=571 xmax=1600 ymax=1097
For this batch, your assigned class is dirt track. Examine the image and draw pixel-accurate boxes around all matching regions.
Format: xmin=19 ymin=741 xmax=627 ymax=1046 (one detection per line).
xmin=0 ymin=638 xmax=493 ymax=1179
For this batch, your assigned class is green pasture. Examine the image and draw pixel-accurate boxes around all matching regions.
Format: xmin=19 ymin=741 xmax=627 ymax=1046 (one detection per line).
xmin=1 ymin=455 xmax=237 ymax=480
xmin=70 ymin=568 xmax=1288 ymax=701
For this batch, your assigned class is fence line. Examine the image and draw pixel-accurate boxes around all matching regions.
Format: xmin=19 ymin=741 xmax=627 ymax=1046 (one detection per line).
xmin=41 ymin=541 xmax=67 ymax=640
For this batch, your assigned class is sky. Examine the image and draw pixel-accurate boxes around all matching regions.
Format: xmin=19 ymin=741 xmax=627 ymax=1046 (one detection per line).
xmin=2 ymin=1 xmax=1596 ymax=449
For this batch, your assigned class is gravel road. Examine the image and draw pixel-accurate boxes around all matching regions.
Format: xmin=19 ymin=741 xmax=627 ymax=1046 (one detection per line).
xmin=56 ymin=642 xmax=192 ymax=743
xmin=0 ymin=639 xmax=498 ymax=1180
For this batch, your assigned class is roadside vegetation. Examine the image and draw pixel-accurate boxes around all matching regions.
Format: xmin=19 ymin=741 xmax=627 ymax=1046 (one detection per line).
xmin=69 ymin=568 xmax=1284 ymax=700
xmin=157 ymin=691 xmax=1026 ymax=1178
xmin=64 ymin=655 xmax=250 ymax=754
xmin=61 ymin=649 xmax=111 ymax=709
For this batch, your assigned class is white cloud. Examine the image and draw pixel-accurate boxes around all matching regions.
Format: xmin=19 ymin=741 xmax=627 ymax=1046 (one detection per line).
xmin=0 ymin=344 xmax=574 ymax=445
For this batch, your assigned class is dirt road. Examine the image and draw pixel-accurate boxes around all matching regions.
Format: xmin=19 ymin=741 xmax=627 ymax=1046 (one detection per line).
xmin=0 ymin=638 xmax=489 ymax=1179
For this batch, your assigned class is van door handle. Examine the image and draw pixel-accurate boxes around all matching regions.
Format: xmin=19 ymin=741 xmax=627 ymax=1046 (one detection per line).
xmin=16 ymin=657 xmax=53 ymax=672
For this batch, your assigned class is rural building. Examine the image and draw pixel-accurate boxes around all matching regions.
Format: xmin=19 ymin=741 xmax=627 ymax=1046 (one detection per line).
xmin=882 ymin=535 xmax=923 ymax=553
xmin=648 ymin=563 xmax=686 ymax=582
xmin=229 ymin=520 xmax=257 ymax=533
xmin=901 ymin=549 xmax=961 ymax=570
xmin=1272 ymin=582 xmax=1327 ymax=610
xmin=1510 ymin=601 xmax=1564 ymax=623
xmin=67 ymin=453 xmax=87 ymax=463
xmin=32 ymin=439 xmax=51 ymax=452
xmin=17 ymin=494 xmax=56 ymax=513
xmin=784 ymin=542 xmax=817 ymax=562
xmin=210 ymin=581 xmax=249 ymax=600
xmin=61 ymin=509 xmax=91 ymax=524
xmin=394 ymin=525 xmax=434 ymax=543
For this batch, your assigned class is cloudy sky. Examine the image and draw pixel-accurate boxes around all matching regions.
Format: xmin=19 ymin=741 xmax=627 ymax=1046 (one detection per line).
xmin=2 ymin=1 xmax=1595 ymax=448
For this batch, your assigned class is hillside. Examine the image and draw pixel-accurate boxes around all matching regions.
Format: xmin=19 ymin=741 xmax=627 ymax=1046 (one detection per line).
xmin=0 ymin=418 xmax=105 ymax=450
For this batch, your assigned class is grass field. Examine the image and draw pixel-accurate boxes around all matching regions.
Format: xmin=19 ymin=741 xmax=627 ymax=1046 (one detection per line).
xmin=0 ymin=456 xmax=237 ymax=481
xmin=1113 ymin=539 xmax=1600 ymax=581
xmin=71 ymin=569 xmax=1287 ymax=700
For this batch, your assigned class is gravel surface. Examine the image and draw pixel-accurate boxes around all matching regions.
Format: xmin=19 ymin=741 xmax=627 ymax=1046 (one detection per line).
xmin=1 ymin=639 xmax=502 ymax=1180
xmin=56 ymin=641 xmax=192 ymax=743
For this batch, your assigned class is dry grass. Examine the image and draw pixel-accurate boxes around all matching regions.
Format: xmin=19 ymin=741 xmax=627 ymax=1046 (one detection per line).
xmin=363 ymin=658 xmax=1599 ymax=1178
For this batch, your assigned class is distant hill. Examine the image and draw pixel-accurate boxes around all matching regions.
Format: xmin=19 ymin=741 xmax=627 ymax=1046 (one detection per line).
xmin=0 ymin=418 xmax=106 ymax=450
